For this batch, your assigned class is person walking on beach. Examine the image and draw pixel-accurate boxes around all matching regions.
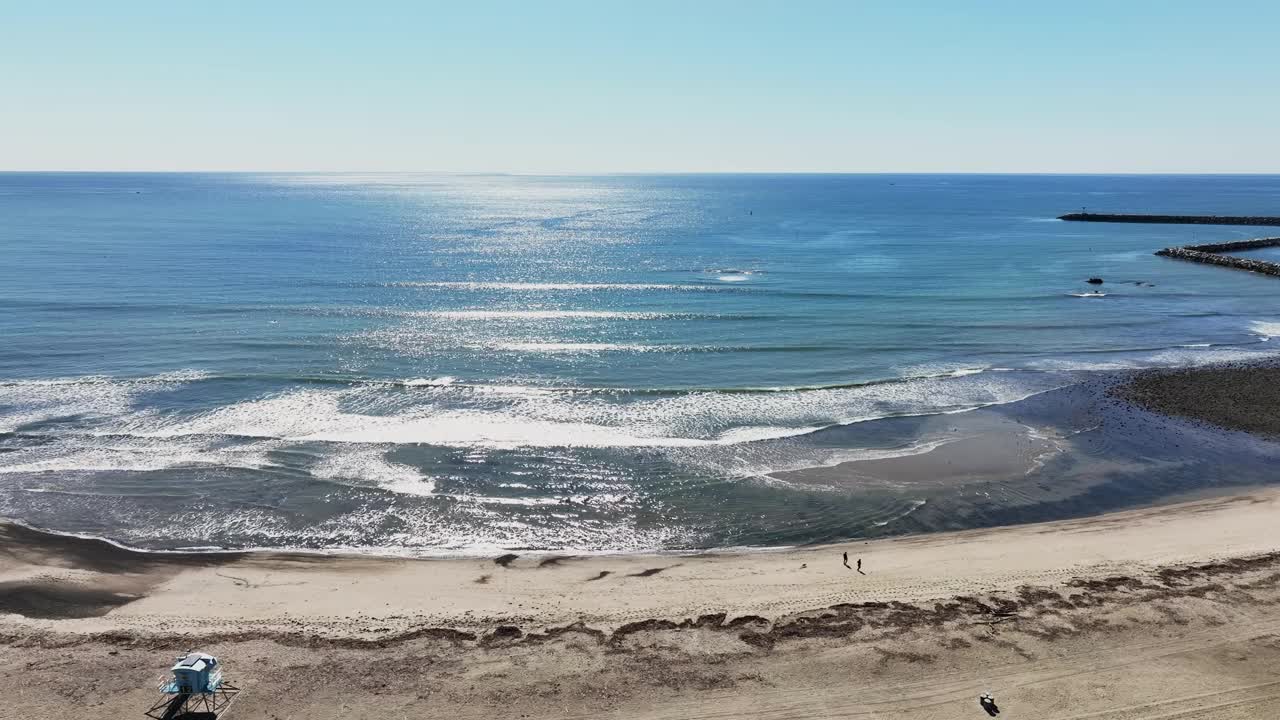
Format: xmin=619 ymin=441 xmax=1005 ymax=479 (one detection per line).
xmin=857 ymin=558 xmax=864 ymax=574
xmin=842 ymin=551 xmax=851 ymax=569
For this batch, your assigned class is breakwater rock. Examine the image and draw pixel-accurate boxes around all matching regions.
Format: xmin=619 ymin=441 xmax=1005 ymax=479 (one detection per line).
xmin=1061 ymin=213 xmax=1280 ymax=226
xmin=1155 ymin=237 xmax=1280 ymax=277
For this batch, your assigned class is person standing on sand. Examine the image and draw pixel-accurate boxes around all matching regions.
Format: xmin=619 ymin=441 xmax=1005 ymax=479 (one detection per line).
xmin=857 ymin=558 xmax=864 ymax=574
xmin=842 ymin=552 xmax=851 ymax=569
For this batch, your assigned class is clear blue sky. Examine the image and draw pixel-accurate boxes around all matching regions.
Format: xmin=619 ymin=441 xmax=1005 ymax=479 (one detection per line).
xmin=3 ymin=1 xmax=1277 ymax=172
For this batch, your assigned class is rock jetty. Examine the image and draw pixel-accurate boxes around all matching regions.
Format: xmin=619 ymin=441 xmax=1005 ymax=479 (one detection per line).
xmin=1155 ymin=237 xmax=1280 ymax=277
xmin=1060 ymin=213 xmax=1280 ymax=226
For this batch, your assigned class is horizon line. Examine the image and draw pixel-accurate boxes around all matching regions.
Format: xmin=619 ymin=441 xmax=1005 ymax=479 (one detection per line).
xmin=3 ymin=169 xmax=1280 ymax=177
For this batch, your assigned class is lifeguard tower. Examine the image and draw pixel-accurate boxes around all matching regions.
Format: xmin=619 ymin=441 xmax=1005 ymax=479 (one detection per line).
xmin=144 ymin=651 xmax=241 ymax=719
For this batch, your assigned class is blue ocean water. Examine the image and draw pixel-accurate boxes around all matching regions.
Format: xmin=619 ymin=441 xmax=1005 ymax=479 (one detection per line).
xmin=2 ymin=173 xmax=1279 ymax=552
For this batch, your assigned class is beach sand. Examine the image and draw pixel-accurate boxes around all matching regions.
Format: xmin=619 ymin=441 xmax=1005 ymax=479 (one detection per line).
xmin=5 ymin=485 xmax=1280 ymax=719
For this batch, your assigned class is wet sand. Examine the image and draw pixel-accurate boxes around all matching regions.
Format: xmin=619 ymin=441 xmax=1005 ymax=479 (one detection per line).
xmin=774 ymin=411 xmax=1064 ymax=491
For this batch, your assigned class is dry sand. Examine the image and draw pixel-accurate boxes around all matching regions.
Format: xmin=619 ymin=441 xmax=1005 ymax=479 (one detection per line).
xmin=5 ymin=488 xmax=1280 ymax=719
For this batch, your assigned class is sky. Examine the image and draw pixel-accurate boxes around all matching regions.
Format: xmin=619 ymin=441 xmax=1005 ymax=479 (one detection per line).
xmin=2 ymin=1 xmax=1277 ymax=173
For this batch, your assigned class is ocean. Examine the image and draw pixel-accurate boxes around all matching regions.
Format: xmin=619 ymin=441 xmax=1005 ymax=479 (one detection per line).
xmin=3 ymin=172 xmax=1280 ymax=553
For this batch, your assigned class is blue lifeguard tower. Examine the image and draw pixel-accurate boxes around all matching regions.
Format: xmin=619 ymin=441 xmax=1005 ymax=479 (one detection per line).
xmin=144 ymin=651 xmax=241 ymax=719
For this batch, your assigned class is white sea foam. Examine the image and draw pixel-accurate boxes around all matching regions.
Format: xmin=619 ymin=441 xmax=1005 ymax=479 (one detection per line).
xmin=1067 ymin=292 xmax=1107 ymax=298
xmin=10 ymin=341 xmax=1276 ymax=461
xmin=147 ymin=369 xmax=216 ymax=383
xmin=899 ymin=363 xmax=991 ymax=380
xmin=311 ymin=450 xmax=436 ymax=496
xmin=402 ymin=376 xmax=457 ymax=387
xmin=1030 ymin=344 xmax=1280 ymax=372
xmin=448 ymin=492 xmax=630 ymax=507
xmin=1145 ymin=346 xmax=1280 ymax=366
xmin=101 ymin=369 xmax=1061 ymax=450
xmin=1250 ymin=320 xmax=1280 ymax=339
xmin=119 ymin=501 xmax=701 ymax=556
xmin=296 ymin=412 xmax=719 ymax=448
xmin=709 ymin=424 xmax=831 ymax=445
xmin=677 ymin=435 xmax=968 ymax=481
xmin=0 ymin=371 xmax=208 ymax=433
xmin=0 ymin=436 xmax=277 ymax=474
xmin=870 ymin=500 xmax=928 ymax=527
xmin=453 ymin=494 xmax=567 ymax=506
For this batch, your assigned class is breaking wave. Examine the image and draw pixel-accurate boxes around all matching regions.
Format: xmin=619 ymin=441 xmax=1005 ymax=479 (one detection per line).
xmin=0 ymin=368 xmax=1061 ymax=451
xmin=1251 ymin=320 xmax=1280 ymax=340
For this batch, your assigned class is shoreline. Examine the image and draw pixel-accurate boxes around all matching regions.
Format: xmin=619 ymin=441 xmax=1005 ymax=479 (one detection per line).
xmin=5 ymin=360 xmax=1280 ymax=560
xmin=7 ymin=364 xmax=1280 ymax=718
xmin=6 ymin=488 xmax=1280 ymax=719
xmin=5 ymin=485 xmax=1280 ymax=634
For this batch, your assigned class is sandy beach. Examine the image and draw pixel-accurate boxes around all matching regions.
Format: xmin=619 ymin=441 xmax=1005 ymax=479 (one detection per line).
xmin=5 ymin=481 xmax=1280 ymax=719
